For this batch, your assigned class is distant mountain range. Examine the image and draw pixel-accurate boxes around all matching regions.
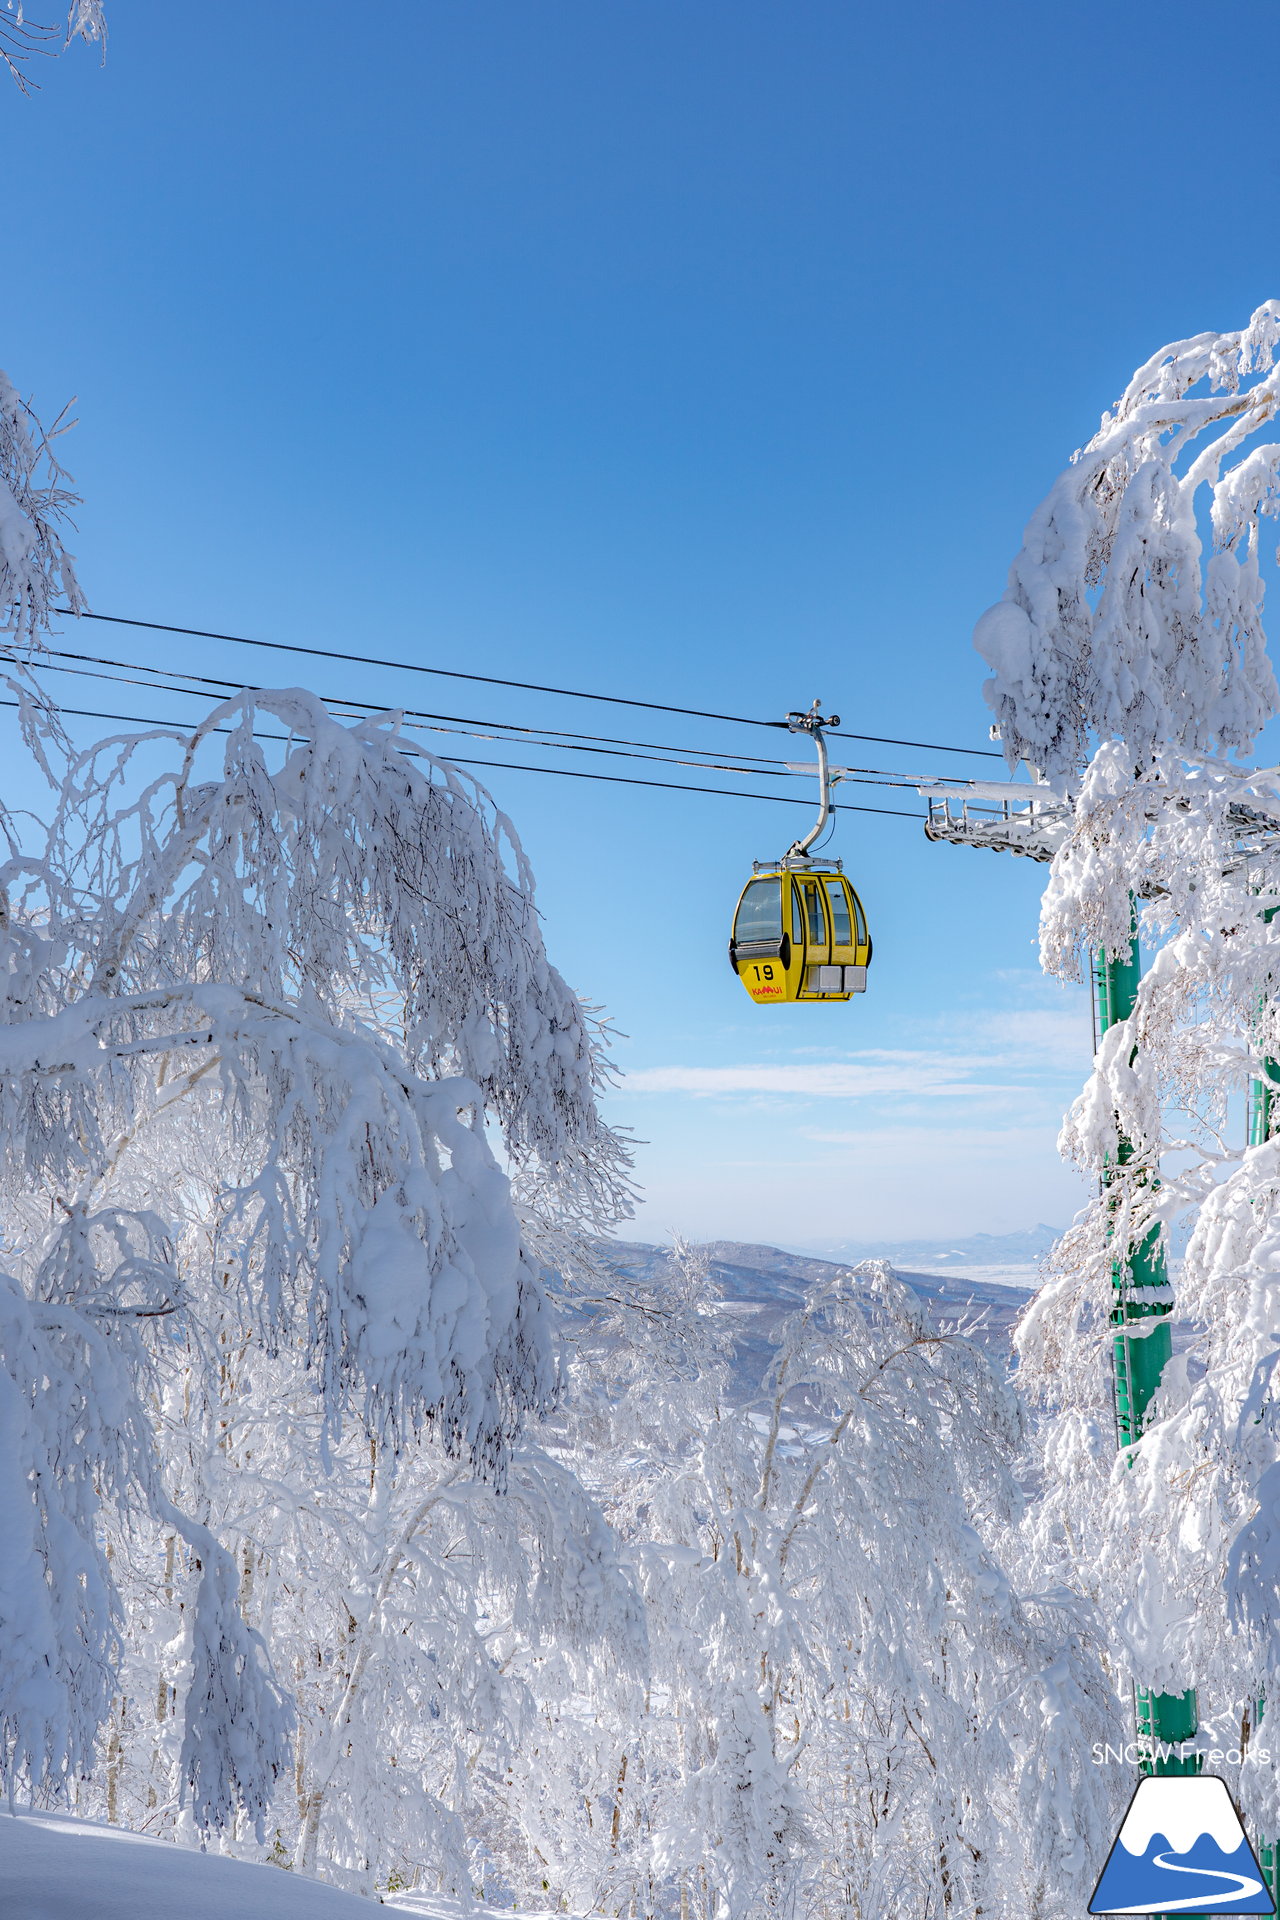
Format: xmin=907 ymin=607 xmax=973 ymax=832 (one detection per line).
xmin=797 ymin=1225 xmax=1062 ymax=1266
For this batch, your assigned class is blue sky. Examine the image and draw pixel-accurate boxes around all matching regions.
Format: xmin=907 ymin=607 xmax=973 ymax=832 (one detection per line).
xmin=4 ymin=0 xmax=1280 ymax=1248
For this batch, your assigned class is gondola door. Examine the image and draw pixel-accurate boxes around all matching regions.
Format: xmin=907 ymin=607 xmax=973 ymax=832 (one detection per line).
xmin=797 ymin=875 xmax=837 ymax=999
xmin=731 ymin=874 xmax=792 ymax=1003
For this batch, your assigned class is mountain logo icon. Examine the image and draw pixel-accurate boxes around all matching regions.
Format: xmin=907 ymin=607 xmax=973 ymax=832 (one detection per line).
xmin=1090 ymin=1776 xmax=1275 ymax=1914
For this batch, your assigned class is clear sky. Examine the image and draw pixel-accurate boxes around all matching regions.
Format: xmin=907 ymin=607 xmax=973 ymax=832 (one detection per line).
xmin=5 ymin=0 xmax=1280 ymax=1250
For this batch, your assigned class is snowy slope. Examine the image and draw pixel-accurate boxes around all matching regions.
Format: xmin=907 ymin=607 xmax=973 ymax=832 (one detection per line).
xmin=0 ymin=1811 xmax=568 ymax=1920
xmin=0 ymin=1811 xmax=391 ymax=1919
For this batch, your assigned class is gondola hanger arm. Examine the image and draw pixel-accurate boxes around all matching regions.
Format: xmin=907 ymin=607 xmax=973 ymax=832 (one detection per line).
xmin=784 ymin=699 xmax=842 ymax=859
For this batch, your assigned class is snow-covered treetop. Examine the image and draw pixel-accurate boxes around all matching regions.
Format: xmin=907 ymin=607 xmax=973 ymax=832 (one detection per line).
xmin=0 ymin=682 xmax=635 ymax=1828
xmin=0 ymin=372 xmax=84 ymax=638
xmin=0 ymin=685 xmax=633 ymax=1467
xmin=976 ymin=302 xmax=1280 ymax=781
xmin=1 ymin=2 xmax=105 ymax=91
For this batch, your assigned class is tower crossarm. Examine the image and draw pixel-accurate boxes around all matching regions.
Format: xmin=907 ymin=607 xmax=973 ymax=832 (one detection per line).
xmin=920 ymin=782 xmax=1071 ymax=865
xmin=920 ymin=783 xmax=1280 ymax=880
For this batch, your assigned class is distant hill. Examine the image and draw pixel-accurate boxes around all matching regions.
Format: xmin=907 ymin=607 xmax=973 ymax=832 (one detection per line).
xmin=589 ymin=1238 xmax=1034 ymax=1379
xmin=800 ymin=1225 xmax=1062 ymax=1266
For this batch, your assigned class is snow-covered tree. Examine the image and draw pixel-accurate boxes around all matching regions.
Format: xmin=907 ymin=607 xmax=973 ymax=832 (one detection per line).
xmin=976 ymin=304 xmax=1280 ymax=1842
xmin=976 ymin=300 xmax=1280 ymax=783
xmin=86 ymin=1306 xmax=643 ymax=1896
xmin=70 ymin=1234 xmax=1117 ymax=1913
xmin=1020 ymin=742 xmax=1280 ymax=1840
xmin=516 ymin=1250 xmax=1118 ymax=1919
xmin=0 ymin=680 xmax=634 ymax=1840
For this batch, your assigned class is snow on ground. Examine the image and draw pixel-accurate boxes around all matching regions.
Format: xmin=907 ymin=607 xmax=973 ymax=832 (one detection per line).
xmin=923 ymin=1261 xmax=1041 ymax=1292
xmin=389 ymin=1906 xmax=561 ymax=1920
xmin=0 ymin=1811 xmax=565 ymax=1920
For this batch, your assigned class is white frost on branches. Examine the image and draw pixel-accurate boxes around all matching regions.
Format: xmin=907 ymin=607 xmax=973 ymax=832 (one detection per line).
xmin=2 ymin=3 xmax=106 ymax=89
xmin=1024 ymin=746 xmax=1280 ymax=1842
xmin=976 ymin=301 xmax=1280 ymax=780
xmin=0 ymin=685 xmax=631 ymax=1464
xmin=64 ymin=2 xmax=106 ymax=44
xmin=0 ymin=373 xmax=84 ymax=641
xmin=990 ymin=345 xmax=1280 ymax=1827
xmin=522 ymin=1254 xmax=1119 ymax=1919
xmin=0 ymin=683 xmax=633 ymax=1834
xmin=991 ymin=308 xmax=1280 ymax=1843
xmin=0 ymin=1228 xmax=293 ymax=1834
xmin=62 ymin=1228 xmax=1120 ymax=1911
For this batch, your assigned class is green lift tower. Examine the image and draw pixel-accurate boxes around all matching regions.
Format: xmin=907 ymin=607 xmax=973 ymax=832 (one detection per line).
xmin=921 ymin=785 xmax=1280 ymax=1920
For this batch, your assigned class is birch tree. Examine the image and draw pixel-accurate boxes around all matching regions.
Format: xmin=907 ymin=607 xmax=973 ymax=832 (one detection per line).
xmin=0 ymin=679 xmax=634 ymax=1839
xmin=518 ymin=1252 xmax=1117 ymax=1920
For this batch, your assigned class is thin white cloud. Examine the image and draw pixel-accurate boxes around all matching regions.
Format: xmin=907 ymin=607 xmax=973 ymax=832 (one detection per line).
xmin=801 ymin=1124 xmax=1061 ymax=1149
xmin=623 ymin=1061 xmax=1025 ymax=1098
xmin=613 ymin=975 xmax=1096 ymax=1242
xmin=620 ymin=998 xmax=1095 ymax=1103
xmin=971 ymin=1006 xmax=1093 ymax=1070
xmin=625 ymin=1117 xmax=1089 ymax=1243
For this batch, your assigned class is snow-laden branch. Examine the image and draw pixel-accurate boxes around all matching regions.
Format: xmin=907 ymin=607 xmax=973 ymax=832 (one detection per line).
xmin=0 ymin=688 xmax=633 ymax=1463
xmin=1019 ymin=733 xmax=1280 ymax=1838
xmin=0 ymin=373 xmax=84 ymax=638
xmin=539 ymin=1254 xmax=1118 ymax=1916
xmin=977 ymin=302 xmax=1280 ymax=780
xmin=0 ymin=3 xmax=106 ymax=91
xmin=0 ymin=1257 xmax=292 ymax=1834
xmin=0 ymin=681 xmax=633 ymax=1833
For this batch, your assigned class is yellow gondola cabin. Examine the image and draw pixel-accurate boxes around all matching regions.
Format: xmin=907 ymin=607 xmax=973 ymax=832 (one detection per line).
xmin=728 ymin=861 xmax=871 ymax=1004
